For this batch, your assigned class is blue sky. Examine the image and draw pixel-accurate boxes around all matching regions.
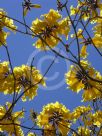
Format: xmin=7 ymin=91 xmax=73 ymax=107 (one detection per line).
xmin=0 ymin=0 xmax=102 ymax=130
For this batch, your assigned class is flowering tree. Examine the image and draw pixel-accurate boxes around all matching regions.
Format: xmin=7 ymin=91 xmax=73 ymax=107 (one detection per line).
xmin=0 ymin=0 xmax=102 ymax=136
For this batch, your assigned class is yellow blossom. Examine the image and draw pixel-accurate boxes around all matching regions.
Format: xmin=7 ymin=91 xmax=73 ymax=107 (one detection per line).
xmin=80 ymin=45 xmax=88 ymax=59
xmin=72 ymin=106 xmax=92 ymax=121
xmin=65 ymin=61 xmax=102 ymax=101
xmin=0 ymin=9 xmax=17 ymax=46
xmin=13 ymin=65 xmax=46 ymax=101
xmin=93 ymin=111 xmax=102 ymax=127
xmin=0 ymin=102 xmax=24 ymax=136
xmin=0 ymin=63 xmax=45 ymax=101
xmin=0 ymin=61 xmax=9 ymax=79
xmin=0 ymin=30 xmax=9 ymax=46
xmin=73 ymin=127 xmax=91 ymax=136
xmin=37 ymin=102 xmax=72 ymax=136
xmin=83 ymin=110 xmax=102 ymax=128
xmin=70 ymin=0 xmax=102 ymax=21
xmin=31 ymin=9 xmax=70 ymax=50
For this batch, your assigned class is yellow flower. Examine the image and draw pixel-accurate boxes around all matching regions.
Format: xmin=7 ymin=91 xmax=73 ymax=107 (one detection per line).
xmin=65 ymin=61 xmax=102 ymax=101
xmin=0 ymin=9 xmax=17 ymax=46
xmin=0 ymin=61 xmax=9 ymax=78
xmin=65 ymin=61 xmax=88 ymax=93
xmin=0 ymin=30 xmax=9 ymax=46
xmin=92 ymin=11 xmax=102 ymax=48
xmin=93 ymin=111 xmax=102 ymax=127
xmin=71 ymin=28 xmax=83 ymax=39
xmin=70 ymin=5 xmax=78 ymax=16
xmin=70 ymin=0 xmax=102 ymax=21
xmin=71 ymin=29 xmax=90 ymax=59
xmin=72 ymin=106 xmax=91 ymax=121
xmin=31 ymin=9 xmax=70 ymax=50
xmin=0 ymin=9 xmax=17 ymax=31
xmin=27 ymin=132 xmax=37 ymax=136
xmin=0 ymin=63 xmax=45 ymax=101
xmin=0 ymin=102 xmax=24 ymax=136
xmin=84 ymin=110 xmax=102 ymax=128
xmin=92 ymin=34 xmax=102 ymax=48
xmin=13 ymin=65 xmax=46 ymax=101
xmin=42 ymin=125 xmax=56 ymax=136
xmin=80 ymin=45 xmax=88 ymax=59
xmin=37 ymin=102 xmax=72 ymax=136
xmin=73 ymin=127 xmax=91 ymax=136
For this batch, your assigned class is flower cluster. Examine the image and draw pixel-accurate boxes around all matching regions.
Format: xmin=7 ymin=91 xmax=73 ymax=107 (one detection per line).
xmin=34 ymin=102 xmax=102 ymax=136
xmin=0 ymin=1 xmax=102 ymax=136
xmin=92 ymin=11 xmax=102 ymax=49
xmin=31 ymin=9 xmax=70 ymax=50
xmin=65 ymin=60 xmax=102 ymax=101
xmin=0 ymin=61 xmax=45 ymax=101
xmin=37 ymin=102 xmax=72 ymax=136
xmin=0 ymin=9 xmax=17 ymax=45
xmin=72 ymin=105 xmax=92 ymax=121
xmin=0 ymin=102 xmax=24 ymax=136
xmin=70 ymin=0 xmax=102 ymax=21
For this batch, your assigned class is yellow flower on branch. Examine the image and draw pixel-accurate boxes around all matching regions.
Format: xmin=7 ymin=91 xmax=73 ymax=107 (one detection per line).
xmin=0 ymin=102 xmax=24 ymax=136
xmin=13 ymin=65 xmax=45 ymax=101
xmin=0 ymin=61 xmax=9 ymax=79
xmin=82 ymin=110 xmax=102 ymax=128
xmin=0 ymin=63 xmax=45 ymax=101
xmin=72 ymin=105 xmax=92 ymax=121
xmin=71 ymin=28 xmax=89 ymax=59
xmin=72 ymin=127 xmax=91 ymax=136
xmin=37 ymin=102 xmax=72 ymax=136
xmin=0 ymin=30 xmax=9 ymax=46
xmin=65 ymin=61 xmax=102 ymax=101
xmin=0 ymin=9 xmax=17 ymax=46
xmin=31 ymin=9 xmax=70 ymax=50
xmin=70 ymin=0 xmax=102 ymax=21
xmin=80 ymin=45 xmax=88 ymax=59
xmin=92 ymin=111 xmax=102 ymax=127
xmin=0 ymin=9 xmax=17 ymax=31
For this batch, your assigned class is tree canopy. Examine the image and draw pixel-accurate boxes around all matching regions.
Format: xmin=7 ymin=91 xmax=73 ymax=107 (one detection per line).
xmin=0 ymin=0 xmax=102 ymax=135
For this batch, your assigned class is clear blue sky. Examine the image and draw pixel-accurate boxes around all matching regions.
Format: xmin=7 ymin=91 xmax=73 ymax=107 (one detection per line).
xmin=0 ymin=0 xmax=102 ymax=129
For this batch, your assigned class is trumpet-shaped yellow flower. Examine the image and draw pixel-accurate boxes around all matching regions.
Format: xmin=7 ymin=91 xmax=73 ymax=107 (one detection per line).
xmin=92 ymin=18 xmax=102 ymax=48
xmin=92 ymin=10 xmax=102 ymax=48
xmin=0 ymin=61 xmax=9 ymax=79
xmin=0 ymin=102 xmax=24 ymax=136
xmin=37 ymin=102 xmax=72 ymax=136
xmin=31 ymin=9 xmax=70 ymax=50
xmin=80 ymin=45 xmax=88 ymax=59
xmin=0 ymin=63 xmax=45 ymax=101
xmin=13 ymin=65 xmax=45 ymax=101
xmin=72 ymin=106 xmax=92 ymax=121
xmin=65 ymin=61 xmax=102 ymax=101
xmin=71 ymin=29 xmax=89 ymax=59
xmin=0 ymin=30 xmax=9 ymax=45
xmin=0 ymin=9 xmax=17 ymax=46
xmin=0 ymin=9 xmax=16 ymax=30
xmin=92 ymin=34 xmax=102 ymax=48
xmin=70 ymin=0 xmax=102 ymax=21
